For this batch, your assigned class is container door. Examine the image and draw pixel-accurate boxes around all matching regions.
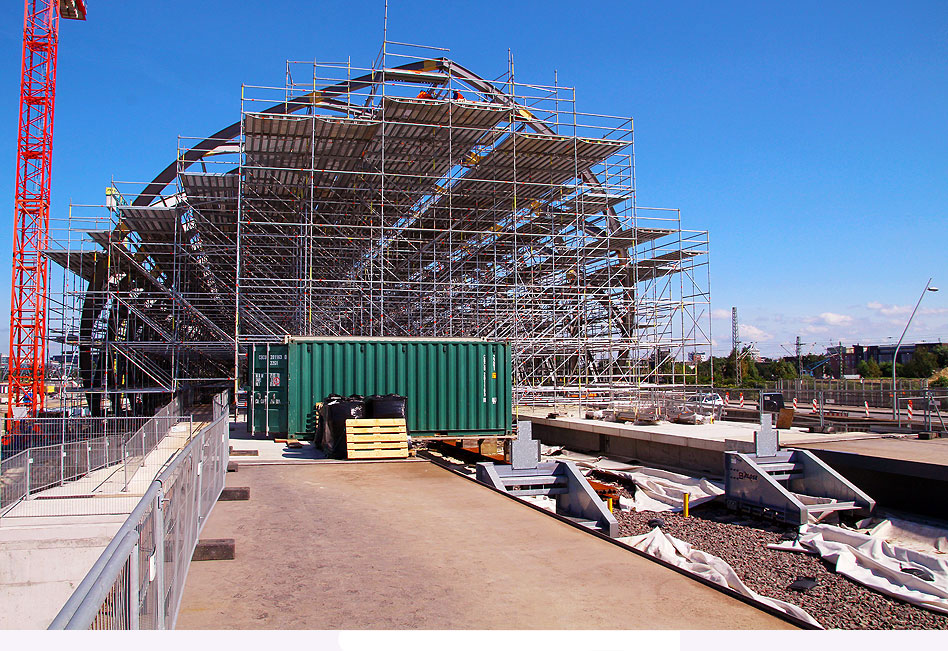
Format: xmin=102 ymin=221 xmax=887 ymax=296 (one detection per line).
xmin=251 ymin=346 xmax=267 ymax=434
xmin=251 ymin=345 xmax=288 ymax=435
xmin=266 ymin=346 xmax=288 ymax=434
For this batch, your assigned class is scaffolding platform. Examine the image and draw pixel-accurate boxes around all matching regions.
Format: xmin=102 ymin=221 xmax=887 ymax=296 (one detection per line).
xmin=44 ymin=53 xmax=710 ymax=413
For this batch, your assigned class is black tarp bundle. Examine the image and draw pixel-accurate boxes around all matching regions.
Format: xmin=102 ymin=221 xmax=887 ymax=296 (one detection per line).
xmin=318 ymin=395 xmax=364 ymax=459
xmin=366 ymin=394 xmax=407 ymax=419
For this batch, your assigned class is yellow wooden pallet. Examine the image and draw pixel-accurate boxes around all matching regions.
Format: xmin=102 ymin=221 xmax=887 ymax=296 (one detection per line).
xmin=345 ymin=418 xmax=409 ymax=459
xmin=345 ymin=426 xmax=407 ymax=435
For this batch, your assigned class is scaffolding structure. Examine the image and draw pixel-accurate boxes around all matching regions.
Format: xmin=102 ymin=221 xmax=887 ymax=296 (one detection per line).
xmin=45 ymin=49 xmax=711 ymax=416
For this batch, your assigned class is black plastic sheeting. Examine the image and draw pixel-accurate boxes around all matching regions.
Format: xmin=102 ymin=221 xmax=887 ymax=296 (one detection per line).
xmin=319 ymin=396 xmax=364 ymax=459
xmin=366 ymin=394 xmax=407 ymax=419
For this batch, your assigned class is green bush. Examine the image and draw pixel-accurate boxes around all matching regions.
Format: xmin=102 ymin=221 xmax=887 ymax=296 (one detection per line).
xmin=902 ymin=349 xmax=938 ymax=378
xmin=856 ymin=358 xmax=883 ymax=378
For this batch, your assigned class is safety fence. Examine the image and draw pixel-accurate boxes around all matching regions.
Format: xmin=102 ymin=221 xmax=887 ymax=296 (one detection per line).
xmin=768 ymin=379 xmax=947 ymax=409
xmin=0 ymin=399 xmax=189 ymax=518
xmin=622 ymin=387 xmax=725 ymax=421
xmin=530 ymin=387 xmax=726 ymax=422
xmin=49 ymin=392 xmax=229 ymax=630
xmin=516 ymin=384 xmax=722 ymax=416
xmin=212 ymin=389 xmax=230 ymax=421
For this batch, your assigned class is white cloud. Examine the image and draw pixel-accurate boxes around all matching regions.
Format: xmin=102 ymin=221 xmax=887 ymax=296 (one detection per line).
xmin=711 ymin=309 xmax=731 ymax=319
xmin=818 ymin=312 xmax=853 ymax=327
xmin=862 ymin=303 xmax=948 ymax=318
xmin=715 ymin=302 xmax=947 ymax=358
xmin=866 ymin=302 xmax=912 ymax=317
xmin=739 ymin=323 xmax=773 ymax=341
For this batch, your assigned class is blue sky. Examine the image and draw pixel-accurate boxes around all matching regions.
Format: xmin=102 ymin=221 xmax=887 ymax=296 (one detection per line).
xmin=0 ymin=0 xmax=945 ymax=358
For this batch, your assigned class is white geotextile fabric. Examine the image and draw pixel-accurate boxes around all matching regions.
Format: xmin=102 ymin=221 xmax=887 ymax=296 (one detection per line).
xmin=540 ymin=446 xmax=724 ymax=512
xmin=619 ymin=527 xmax=822 ymax=628
xmin=794 ymin=523 xmax=948 ymax=615
xmin=614 ymin=468 xmax=724 ymax=513
xmin=852 ymin=517 xmax=948 ymax=554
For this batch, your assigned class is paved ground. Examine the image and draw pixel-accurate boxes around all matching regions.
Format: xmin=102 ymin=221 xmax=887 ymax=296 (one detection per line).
xmin=176 ymin=461 xmax=796 ymax=630
xmin=227 ymin=416 xmax=322 ymax=461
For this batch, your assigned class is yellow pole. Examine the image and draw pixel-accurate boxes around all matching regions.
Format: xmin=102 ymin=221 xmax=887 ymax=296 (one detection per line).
xmin=607 ymin=497 xmax=614 ymax=513
xmin=684 ymin=493 xmax=690 ymax=518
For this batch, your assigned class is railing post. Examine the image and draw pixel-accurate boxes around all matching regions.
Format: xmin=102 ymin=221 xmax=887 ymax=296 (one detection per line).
xmin=129 ymin=543 xmax=140 ymax=630
xmin=153 ymin=489 xmax=166 ymax=630
xmin=196 ymin=442 xmax=204 ymax=528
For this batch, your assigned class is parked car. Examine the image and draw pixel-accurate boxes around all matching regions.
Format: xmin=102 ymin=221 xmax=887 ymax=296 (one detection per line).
xmin=685 ymin=393 xmax=724 ymax=407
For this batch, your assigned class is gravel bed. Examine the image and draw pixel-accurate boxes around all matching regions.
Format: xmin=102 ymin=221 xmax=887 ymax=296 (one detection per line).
xmin=614 ymin=503 xmax=948 ymax=630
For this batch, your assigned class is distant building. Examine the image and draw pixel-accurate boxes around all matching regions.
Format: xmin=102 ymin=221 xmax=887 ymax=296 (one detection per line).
xmin=827 ymin=342 xmax=942 ymax=377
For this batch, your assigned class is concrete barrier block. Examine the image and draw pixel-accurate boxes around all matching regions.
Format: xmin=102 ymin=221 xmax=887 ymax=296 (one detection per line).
xmin=192 ymin=538 xmax=236 ymax=561
xmin=619 ymin=427 xmax=653 ymax=442
xmin=219 ymin=486 xmax=250 ymax=501
xmin=685 ymin=437 xmax=726 ymax=451
xmin=650 ymin=433 xmax=680 ymax=446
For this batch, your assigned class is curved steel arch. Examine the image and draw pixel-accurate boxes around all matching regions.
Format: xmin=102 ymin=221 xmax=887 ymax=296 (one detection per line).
xmin=134 ymin=57 xmax=620 ymax=230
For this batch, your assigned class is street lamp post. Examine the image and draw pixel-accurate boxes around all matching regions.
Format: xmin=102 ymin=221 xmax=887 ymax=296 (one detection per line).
xmin=892 ymin=278 xmax=939 ymax=421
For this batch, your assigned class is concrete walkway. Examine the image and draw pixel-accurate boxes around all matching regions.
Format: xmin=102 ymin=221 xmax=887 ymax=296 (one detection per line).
xmin=796 ymin=436 xmax=948 ymax=467
xmin=520 ymin=411 xmax=892 ymax=476
xmin=176 ymin=461 xmax=796 ymax=630
xmin=2 ymin=420 xmax=196 ymax=518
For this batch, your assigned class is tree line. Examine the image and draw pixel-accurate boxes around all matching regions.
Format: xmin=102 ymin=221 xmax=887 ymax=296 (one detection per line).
xmin=690 ymin=345 xmax=948 ymax=389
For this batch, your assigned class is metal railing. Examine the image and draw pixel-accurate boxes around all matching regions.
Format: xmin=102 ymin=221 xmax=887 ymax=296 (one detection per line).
xmin=1 ymin=398 xmax=188 ymax=518
xmin=769 ymin=378 xmax=947 ymax=409
xmin=49 ymin=391 xmax=230 ymax=630
xmin=212 ymin=388 xmax=230 ymax=421
xmin=896 ymin=394 xmax=948 ymax=431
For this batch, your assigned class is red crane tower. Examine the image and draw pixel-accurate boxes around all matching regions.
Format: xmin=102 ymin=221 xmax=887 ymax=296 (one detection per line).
xmin=7 ymin=1 xmax=86 ymax=418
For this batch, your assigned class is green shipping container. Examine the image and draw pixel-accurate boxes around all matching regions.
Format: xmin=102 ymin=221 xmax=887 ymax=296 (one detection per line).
xmin=247 ymin=337 xmax=512 ymax=440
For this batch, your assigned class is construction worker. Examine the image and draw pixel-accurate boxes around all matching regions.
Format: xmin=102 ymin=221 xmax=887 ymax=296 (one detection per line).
xmin=417 ymin=88 xmax=435 ymax=100
xmin=452 ymin=89 xmax=464 ymax=100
